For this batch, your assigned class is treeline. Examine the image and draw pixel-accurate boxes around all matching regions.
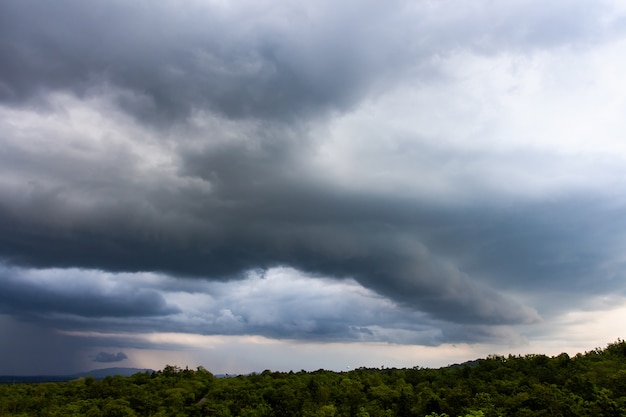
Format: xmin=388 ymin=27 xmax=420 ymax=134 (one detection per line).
xmin=1 ymin=340 xmax=626 ymax=416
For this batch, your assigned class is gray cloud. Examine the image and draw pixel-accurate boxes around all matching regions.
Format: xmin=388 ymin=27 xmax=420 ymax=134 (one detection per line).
xmin=0 ymin=266 xmax=180 ymax=321
xmin=0 ymin=0 xmax=617 ymax=123
xmin=94 ymin=351 xmax=128 ymax=363
xmin=0 ymin=265 xmax=444 ymax=345
xmin=0 ymin=264 xmax=538 ymax=349
xmin=0 ymin=0 xmax=412 ymax=123
xmin=3 ymin=128 xmax=619 ymax=328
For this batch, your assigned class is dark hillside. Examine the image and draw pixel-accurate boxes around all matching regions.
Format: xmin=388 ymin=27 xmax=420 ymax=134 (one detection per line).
xmin=0 ymin=368 xmax=153 ymax=384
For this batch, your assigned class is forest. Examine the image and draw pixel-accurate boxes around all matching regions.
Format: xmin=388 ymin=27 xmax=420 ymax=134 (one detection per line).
xmin=1 ymin=340 xmax=626 ymax=417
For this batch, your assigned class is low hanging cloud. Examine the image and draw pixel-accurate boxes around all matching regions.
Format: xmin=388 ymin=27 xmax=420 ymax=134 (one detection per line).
xmin=0 ymin=265 xmax=180 ymax=320
xmin=0 ymin=264 xmax=536 ymax=347
xmin=94 ymin=352 xmax=128 ymax=364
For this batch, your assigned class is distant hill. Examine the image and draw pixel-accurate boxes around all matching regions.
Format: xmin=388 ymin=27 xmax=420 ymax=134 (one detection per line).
xmin=71 ymin=367 xmax=154 ymax=379
xmin=0 ymin=367 xmax=153 ymax=383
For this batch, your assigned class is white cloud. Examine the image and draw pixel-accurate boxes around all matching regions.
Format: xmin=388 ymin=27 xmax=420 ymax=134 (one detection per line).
xmin=312 ymin=33 xmax=626 ymax=203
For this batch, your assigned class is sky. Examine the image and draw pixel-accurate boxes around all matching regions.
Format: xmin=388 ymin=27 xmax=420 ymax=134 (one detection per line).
xmin=1 ymin=0 xmax=626 ymax=375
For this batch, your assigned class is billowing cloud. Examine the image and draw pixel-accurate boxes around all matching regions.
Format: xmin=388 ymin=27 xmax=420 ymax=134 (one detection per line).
xmin=0 ymin=265 xmax=451 ymax=345
xmin=0 ymin=265 xmax=180 ymax=321
xmin=94 ymin=351 xmax=128 ymax=363
xmin=1 ymin=0 xmax=626 ymax=374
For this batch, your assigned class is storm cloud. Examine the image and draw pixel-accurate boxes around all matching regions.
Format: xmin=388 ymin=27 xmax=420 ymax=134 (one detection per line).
xmin=94 ymin=351 xmax=128 ymax=363
xmin=1 ymin=0 xmax=626 ymax=374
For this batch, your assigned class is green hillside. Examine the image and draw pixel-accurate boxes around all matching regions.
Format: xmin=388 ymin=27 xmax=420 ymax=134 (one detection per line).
xmin=1 ymin=340 xmax=625 ymax=416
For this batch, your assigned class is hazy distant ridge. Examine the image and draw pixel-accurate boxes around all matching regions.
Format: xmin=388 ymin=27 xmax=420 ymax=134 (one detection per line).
xmin=0 ymin=367 xmax=153 ymax=383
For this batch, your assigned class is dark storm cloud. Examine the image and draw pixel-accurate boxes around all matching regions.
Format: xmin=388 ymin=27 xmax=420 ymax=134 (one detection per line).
xmin=0 ymin=0 xmax=614 ymax=123
xmin=5 ymin=152 xmax=614 ymax=328
xmin=0 ymin=266 xmax=180 ymax=320
xmin=0 ymin=141 xmax=545 ymax=327
xmin=0 ymin=106 xmax=623 ymax=329
xmin=0 ymin=0 xmax=625 ymax=350
xmin=0 ymin=0 xmax=411 ymax=123
xmin=94 ymin=351 xmax=127 ymax=363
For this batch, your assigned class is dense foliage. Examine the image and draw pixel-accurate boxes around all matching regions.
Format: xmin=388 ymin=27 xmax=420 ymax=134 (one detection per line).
xmin=1 ymin=340 xmax=626 ymax=416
